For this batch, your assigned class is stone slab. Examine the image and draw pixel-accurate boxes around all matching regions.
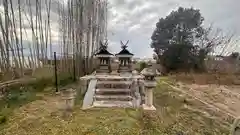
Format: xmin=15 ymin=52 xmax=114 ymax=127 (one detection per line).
xmin=80 ymin=74 xmax=144 ymax=80
xmin=93 ymin=101 xmax=133 ymax=108
xmin=82 ymin=80 xmax=98 ymax=110
xmin=96 ymin=88 xmax=131 ymax=93
xmin=94 ymin=95 xmax=132 ymax=101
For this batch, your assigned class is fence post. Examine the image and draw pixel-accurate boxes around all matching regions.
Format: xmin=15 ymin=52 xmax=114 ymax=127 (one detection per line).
xmin=73 ymin=54 xmax=76 ymax=82
xmin=54 ymin=52 xmax=58 ymax=92
xmin=83 ymin=58 xmax=86 ymax=75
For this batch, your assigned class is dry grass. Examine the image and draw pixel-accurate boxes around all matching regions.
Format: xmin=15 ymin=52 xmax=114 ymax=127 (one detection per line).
xmin=170 ymin=73 xmax=240 ymax=85
xmin=0 ymin=65 xmax=75 ymax=83
xmin=1 ymin=95 xmax=142 ymax=135
xmin=150 ymin=81 xmax=230 ymax=134
xmin=0 ymin=78 xmax=231 ymax=135
xmin=32 ymin=67 xmax=55 ymax=79
xmin=178 ymin=83 xmax=240 ymax=118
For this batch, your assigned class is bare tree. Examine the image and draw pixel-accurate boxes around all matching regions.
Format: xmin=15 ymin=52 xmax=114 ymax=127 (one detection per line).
xmin=201 ymin=26 xmax=240 ymax=73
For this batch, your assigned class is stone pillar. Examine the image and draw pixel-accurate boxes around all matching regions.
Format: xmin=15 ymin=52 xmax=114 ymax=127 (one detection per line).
xmin=145 ymin=88 xmax=153 ymax=106
xmin=142 ymin=81 xmax=156 ymax=111
xmin=61 ymin=88 xmax=76 ymax=111
xmin=111 ymin=60 xmax=119 ymax=75
xmin=141 ymin=66 xmax=157 ymax=111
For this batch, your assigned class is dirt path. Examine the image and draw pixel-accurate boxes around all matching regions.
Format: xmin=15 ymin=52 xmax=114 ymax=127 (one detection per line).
xmin=184 ymin=84 xmax=240 ymax=117
xmin=163 ymin=81 xmax=238 ymax=119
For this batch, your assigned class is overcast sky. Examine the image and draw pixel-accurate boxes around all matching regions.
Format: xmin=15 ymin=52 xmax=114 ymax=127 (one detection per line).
xmin=107 ymin=0 xmax=240 ymax=58
xmin=0 ymin=0 xmax=239 ymax=58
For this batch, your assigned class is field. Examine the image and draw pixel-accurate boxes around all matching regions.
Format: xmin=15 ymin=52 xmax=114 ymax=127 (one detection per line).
xmin=0 ymin=74 xmax=238 ymax=134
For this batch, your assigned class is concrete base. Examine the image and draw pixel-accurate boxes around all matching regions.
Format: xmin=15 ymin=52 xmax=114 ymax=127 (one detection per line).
xmin=142 ymin=104 xmax=156 ymax=111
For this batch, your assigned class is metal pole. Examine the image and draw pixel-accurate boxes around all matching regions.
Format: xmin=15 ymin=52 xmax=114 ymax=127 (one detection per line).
xmin=73 ymin=54 xmax=76 ymax=82
xmin=54 ymin=52 xmax=58 ymax=92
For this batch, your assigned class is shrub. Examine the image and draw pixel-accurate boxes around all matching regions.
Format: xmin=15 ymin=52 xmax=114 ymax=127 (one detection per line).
xmin=0 ymin=115 xmax=7 ymax=124
xmin=139 ymin=62 xmax=147 ymax=71
xmin=0 ymin=73 xmax=75 ymax=122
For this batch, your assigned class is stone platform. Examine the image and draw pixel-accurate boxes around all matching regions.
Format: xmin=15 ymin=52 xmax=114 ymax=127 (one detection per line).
xmin=81 ymin=73 xmax=144 ymax=109
xmin=80 ymin=67 xmax=157 ymax=111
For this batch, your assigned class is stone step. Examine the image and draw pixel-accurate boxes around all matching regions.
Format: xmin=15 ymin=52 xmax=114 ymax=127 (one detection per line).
xmin=96 ymin=88 xmax=131 ymax=93
xmin=119 ymin=67 xmax=131 ymax=71
xmin=97 ymin=78 xmax=130 ymax=81
xmin=96 ymin=75 xmax=131 ymax=79
xmin=96 ymin=81 xmax=132 ymax=89
xmin=94 ymin=95 xmax=132 ymax=101
xmin=97 ymin=81 xmax=132 ymax=85
xmin=96 ymin=69 xmax=110 ymax=73
xmin=96 ymin=70 xmax=110 ymax=73
xmin=93 ymin=100 xmax=133 ymax=108
xmin=119 ymin=68 xmax=131 ymax=70
xmin=95 ymin=88 xmax=131 ymax=95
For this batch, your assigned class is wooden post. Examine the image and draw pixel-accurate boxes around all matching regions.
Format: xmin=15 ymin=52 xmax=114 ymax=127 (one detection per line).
xmin=73 ymin=54 xmax=76 ymax=82
xmin=54 ymin=52 xmax=58 ymax=92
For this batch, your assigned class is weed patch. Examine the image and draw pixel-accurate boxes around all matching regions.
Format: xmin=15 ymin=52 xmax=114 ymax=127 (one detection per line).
xmin=0 ymin=74 xmax=76 ymax=126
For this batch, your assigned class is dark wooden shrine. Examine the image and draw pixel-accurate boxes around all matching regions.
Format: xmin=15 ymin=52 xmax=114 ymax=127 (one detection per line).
xmin=115 ymin=40 xmax=134 ymax=73
xmin=95 ymin=41 xmax=113 ymax=73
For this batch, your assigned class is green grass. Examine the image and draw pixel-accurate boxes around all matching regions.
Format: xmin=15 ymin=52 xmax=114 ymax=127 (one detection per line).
xmin=0 ymin=74 xmax=76 ymax=126
xmin=0 ymin=77 xmax=231 ymax=135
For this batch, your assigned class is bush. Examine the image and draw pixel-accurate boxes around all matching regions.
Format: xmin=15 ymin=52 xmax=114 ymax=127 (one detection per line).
xmin=58 ymin=73 xmax=74 ymax=86
xmin=0 ymin=115 xmax=7 ymax=124
xmin=139 ymin=62 xmax=147 ymax=71
xmin=0 ymin=73 xmax=75 ymax=121
xmin=29 ymin=77 xmax=53 ymax=91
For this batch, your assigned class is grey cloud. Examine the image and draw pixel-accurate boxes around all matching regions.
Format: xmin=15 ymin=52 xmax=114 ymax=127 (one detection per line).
xmin=0 ymin=0 xmax=61 ymax=31
xmin=126 ymin=0 xmax=143 ymax=9
xmin=108 ymin=29 xmax=152 ymax=57
xmin=110 ymin=0 xmax=127 ymax=6
xmin=108 ymin=0 xmax=240 ymax=57
xmin=1 ymin=0 xmax=239 ymax=57
xmin=0 ymin=0 xmax=62 ymax=17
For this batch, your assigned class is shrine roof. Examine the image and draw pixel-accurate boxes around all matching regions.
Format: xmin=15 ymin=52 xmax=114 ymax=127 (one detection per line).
xmin=115 ymin=49 xmax=134 ymax=56
xmin=95 ymin=40 xmax=113 ymax=56
xmin=95 ymin=49 xmax=113 ymax=56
